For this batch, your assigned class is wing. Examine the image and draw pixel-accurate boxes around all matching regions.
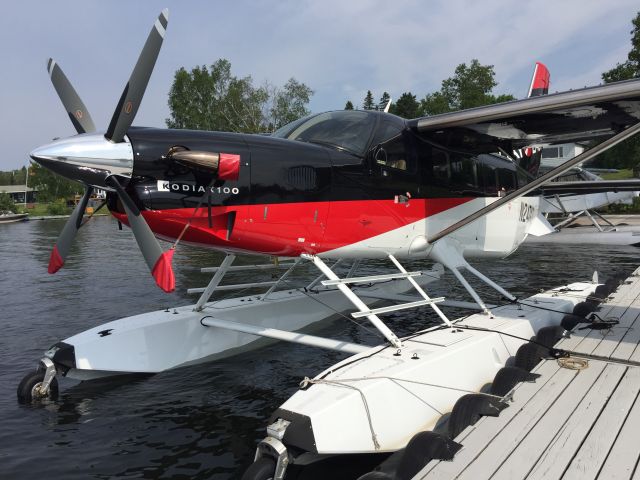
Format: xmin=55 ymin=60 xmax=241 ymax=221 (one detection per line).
xmin=534 ymin=179 xmax=640 ymax=195
xmin=408 ymin=79 xmax=640 ymax=152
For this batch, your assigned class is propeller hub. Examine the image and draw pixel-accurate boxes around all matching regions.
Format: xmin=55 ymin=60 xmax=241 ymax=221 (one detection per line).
xmin=30 ymin=133 xmax=134 ymax=189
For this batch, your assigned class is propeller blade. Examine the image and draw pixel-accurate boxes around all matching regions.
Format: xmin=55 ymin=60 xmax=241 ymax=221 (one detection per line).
xmin=47 ymin=58 xmax=96 ymax=134
xmin=106 ymin=175 xmax=175 ymax=292
xmin=48 ymin=186 xmax=93 ymax=273
xmin=105 ymin=9 xmax=169 ymax=143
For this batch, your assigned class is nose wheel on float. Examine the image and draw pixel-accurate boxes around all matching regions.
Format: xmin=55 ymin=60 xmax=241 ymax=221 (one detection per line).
xmin=17 ymin=357 xmax=59 ymax=404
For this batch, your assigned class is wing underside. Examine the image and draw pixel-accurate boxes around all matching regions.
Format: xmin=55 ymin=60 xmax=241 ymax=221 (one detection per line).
xmin=531 ymin=179 xmax=640 ymax=195
xmin=409 ymin=79 xmax=640 ymax=152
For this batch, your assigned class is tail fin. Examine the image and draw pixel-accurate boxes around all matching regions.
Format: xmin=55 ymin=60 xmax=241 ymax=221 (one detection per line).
xmin=515 ymin=62 xmax=550 ymax=177
xmin=527 ymin=62 xmax=550 ymax=98
xmin=514 ymin=146 xmax=543 ymax=177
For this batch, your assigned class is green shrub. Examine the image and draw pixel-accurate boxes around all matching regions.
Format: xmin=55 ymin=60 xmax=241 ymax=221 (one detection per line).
xmin=598 ymin=196 xmax=640 ymax=214
xmin=47 ymin=199 xmax=70 ymax=215
xmin=0 ymin=192 xmax=16 ymax=212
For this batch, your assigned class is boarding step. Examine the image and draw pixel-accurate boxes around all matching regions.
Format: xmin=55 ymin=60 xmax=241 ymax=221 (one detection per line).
xmin=358 ymin=292 xmax=493 ymax=311
xmin=351 ymin=297 xmax=445 ymax=318
xmin=321 ymin=271 xmax=422 ymax=286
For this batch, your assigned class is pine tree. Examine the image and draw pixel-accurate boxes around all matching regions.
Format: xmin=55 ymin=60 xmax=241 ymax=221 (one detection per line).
xmin=344 ymin=100 xmax=354 ymax=110
xmin=378 ymin=92 xmax=391 ymax=111
xmin=363 ymin=90 xmax=375 ymax=110
xmin=390 ymin=92 xmax=420 ymax=118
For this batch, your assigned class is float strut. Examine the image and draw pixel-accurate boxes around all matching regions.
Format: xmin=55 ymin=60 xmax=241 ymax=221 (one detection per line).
xmin=303 ymin=254 xmax=403 ymax=349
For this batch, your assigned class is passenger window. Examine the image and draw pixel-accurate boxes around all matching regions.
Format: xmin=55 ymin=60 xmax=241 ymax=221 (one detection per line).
xmin=478 ymin=162 xmax=497 ymax=194
xmin=516 ymin=168 xmax=530 ymax=188
xmin=432 ymin=150 xmax=449 ymax=183
xmin=450 ymin=155 xmax=477 ymax=189
xmin=497 ymin=168 xmax=515 ymax=191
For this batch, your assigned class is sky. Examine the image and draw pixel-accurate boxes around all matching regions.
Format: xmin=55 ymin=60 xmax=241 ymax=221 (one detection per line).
xmin=0 ymin=0 xmax=638 ymax=171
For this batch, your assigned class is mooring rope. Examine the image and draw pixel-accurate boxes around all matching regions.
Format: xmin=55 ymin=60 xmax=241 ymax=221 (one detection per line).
xmin=557 ymin=357 xmax=589 ymax=370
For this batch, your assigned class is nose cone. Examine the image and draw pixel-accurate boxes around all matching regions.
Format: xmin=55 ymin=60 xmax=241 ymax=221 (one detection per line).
xmin=30 ymin=133 xmax=134 ymax=188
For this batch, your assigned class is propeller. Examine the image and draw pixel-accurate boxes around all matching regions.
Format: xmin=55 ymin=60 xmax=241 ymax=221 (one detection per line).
xmin=106 ymin=176 xmax=175 ymax=292
xmin=106 ymin=9 xmax=168 ymax=143
xmin=47 ymin=58 xmax=96 ymax=134
xmin=35 ymin=9 xmax=175 ymax=292
xmin=45 ymin=59 xmax=97 ymax=273
xmin=48 ymin=186 xmax=93 ymax=273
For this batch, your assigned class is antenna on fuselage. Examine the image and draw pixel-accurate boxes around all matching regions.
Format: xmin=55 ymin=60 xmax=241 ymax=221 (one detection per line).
xmin=383 ymin=98 xmax=392 ymax=113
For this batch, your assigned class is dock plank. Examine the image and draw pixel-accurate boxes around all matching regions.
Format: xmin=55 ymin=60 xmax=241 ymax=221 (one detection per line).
xmin=418 ymin=360 xmax=565 ymax=479
xmin=554 ymin=276 xmax=640 ymax=363
xmin=455 ymin=362 xmax=606 ymax=480
xmin=570 ymin=302 xmax=638 ymax=357
xmin=630 ymin=343 xmax=640 ymax=364
xmin=598 ymin=384 xmax=640 ymax=480
xmin=591 ymin=304 xmax=640 ymax=359
xmin=562 ymin=366 xmax=640 ymax=480
xmin=514 ymin=364 xmax=626 ymax=480
xmin=610 ymin=308 xmax=640 ymax=362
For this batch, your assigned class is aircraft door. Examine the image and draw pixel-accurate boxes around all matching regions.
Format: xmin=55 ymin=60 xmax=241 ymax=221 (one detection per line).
xmin=369 ymin=124 xmax=418 ymax=202
xmin=356 ymin=123 xmax=425 ymax=253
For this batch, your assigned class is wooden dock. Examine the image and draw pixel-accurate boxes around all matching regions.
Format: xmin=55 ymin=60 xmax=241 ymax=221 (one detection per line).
xmin=416 ymin=267 xmax=640 ymax=480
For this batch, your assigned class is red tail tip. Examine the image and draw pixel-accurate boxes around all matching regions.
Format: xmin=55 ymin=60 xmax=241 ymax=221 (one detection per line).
xmin=152 ymin=249 xmax=176 ymax=293
xmin=48 ymin=245 xmax=64 ymax=274
xmin=529 ymin=62 xmax=551 ymax=97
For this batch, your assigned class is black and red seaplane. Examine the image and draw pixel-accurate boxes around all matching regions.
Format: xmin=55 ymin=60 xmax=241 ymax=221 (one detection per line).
xmin=21 ymin=11 xmax=640 ymax=478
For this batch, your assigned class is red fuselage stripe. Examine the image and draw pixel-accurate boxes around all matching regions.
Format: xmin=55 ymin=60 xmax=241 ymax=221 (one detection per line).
xmin=111 ymin=197 xmax=473 ymax=256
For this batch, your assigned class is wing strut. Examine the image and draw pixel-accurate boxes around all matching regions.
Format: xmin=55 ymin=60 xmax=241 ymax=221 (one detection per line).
xmin=427 ymin=121 xmax=640 ymax=244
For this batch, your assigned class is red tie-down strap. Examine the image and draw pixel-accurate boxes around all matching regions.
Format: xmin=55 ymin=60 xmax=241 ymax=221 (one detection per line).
xmin=48 ymin=245 xmax=65 ymax=274
xmin=152 ymin=248 xmax=176 ymax=293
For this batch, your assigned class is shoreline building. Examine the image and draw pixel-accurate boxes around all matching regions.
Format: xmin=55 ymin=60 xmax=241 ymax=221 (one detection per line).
xmin=0 ymin=185 xmax=37 ymax=204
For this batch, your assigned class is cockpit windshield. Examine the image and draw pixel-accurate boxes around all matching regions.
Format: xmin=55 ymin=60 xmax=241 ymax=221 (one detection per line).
xmin=272 ymin=111 xmax=377 ymax=156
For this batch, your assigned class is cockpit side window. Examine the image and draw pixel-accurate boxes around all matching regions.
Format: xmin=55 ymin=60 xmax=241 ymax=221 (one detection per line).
xmin=272 ymin=111 xmax=376 ymax=156
xmin=371 ymin=123 xmax=412 ymax=172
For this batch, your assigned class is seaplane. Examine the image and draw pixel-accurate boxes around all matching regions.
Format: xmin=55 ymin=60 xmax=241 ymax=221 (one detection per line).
xmin=21 ymin=9 xmax=640 ymax=480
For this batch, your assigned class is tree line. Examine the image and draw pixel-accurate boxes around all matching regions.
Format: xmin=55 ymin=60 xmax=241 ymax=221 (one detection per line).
xmin=166 ymin=59 xmax=313 ymax=133
xmin=0 ymin=163 xmax=80 ymax=203
xmin=345 ymin=59 xmax=515 ymax=118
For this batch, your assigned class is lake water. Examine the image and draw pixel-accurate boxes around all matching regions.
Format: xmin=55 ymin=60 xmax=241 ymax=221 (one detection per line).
xmin=0 ymin=216 xmax=638 ymax=479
